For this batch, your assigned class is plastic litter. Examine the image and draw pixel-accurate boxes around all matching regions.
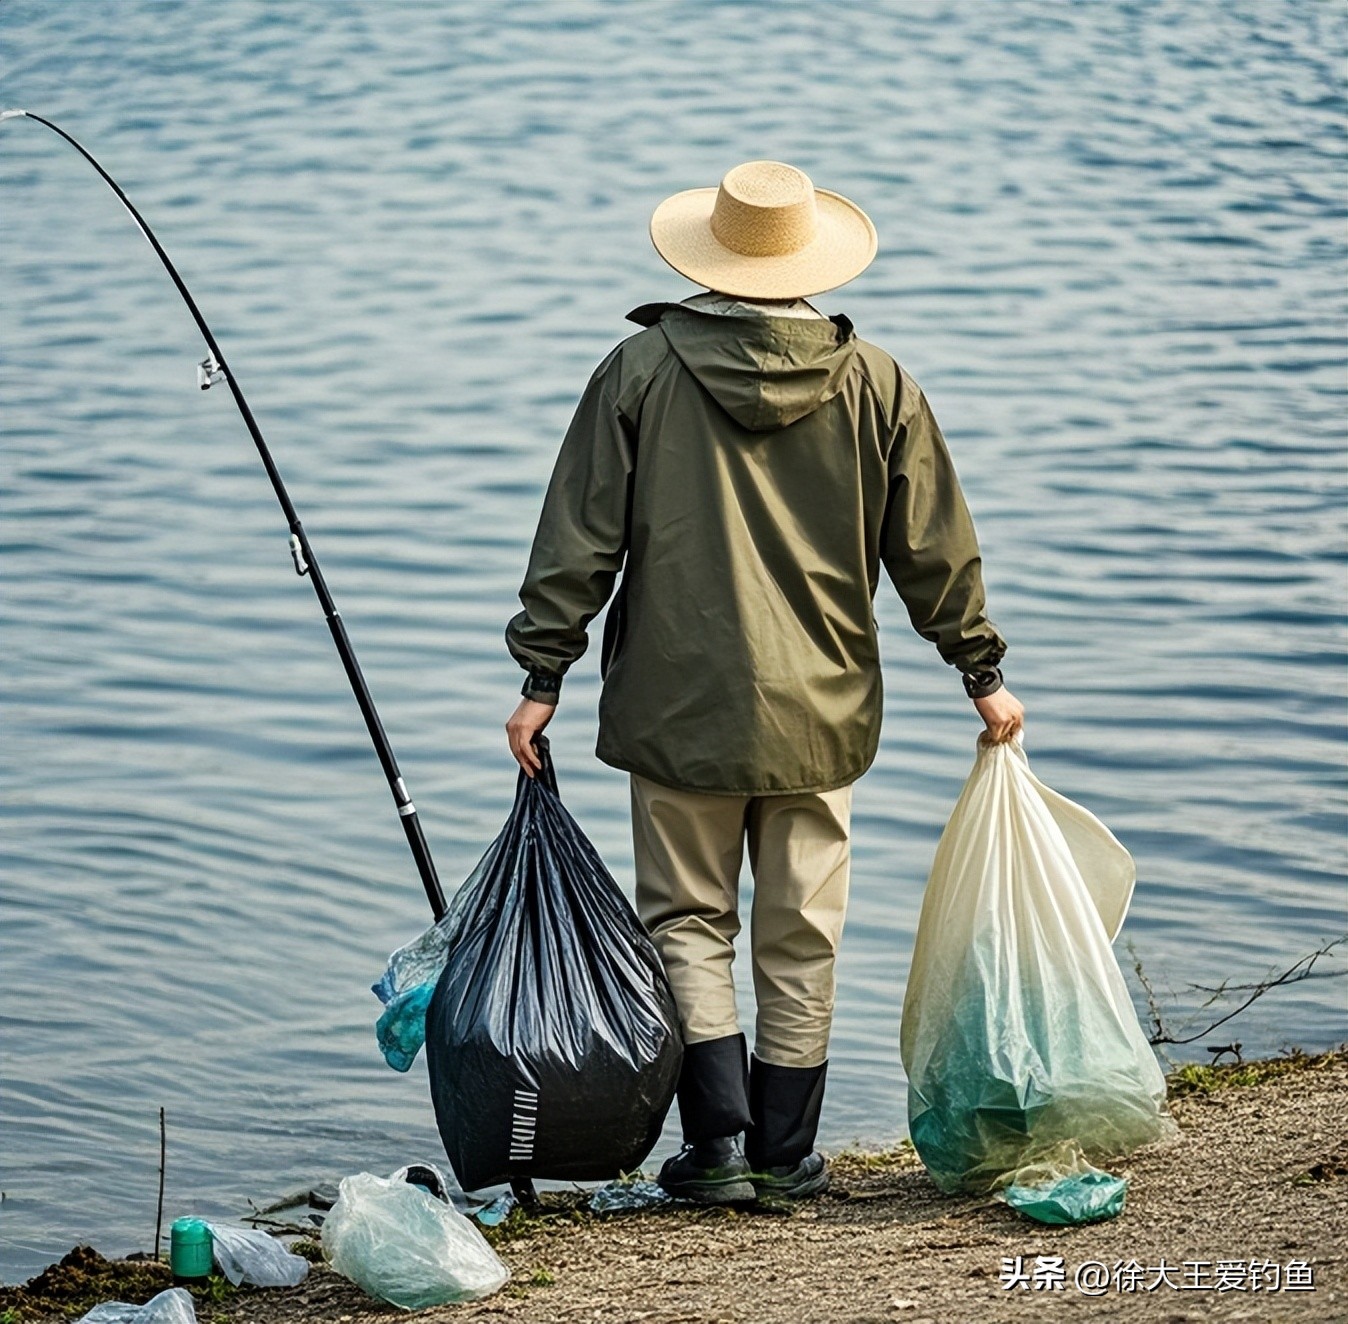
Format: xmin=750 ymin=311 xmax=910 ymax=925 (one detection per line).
xmin=900 ymin=735 xmax=1175 ymax=1213
xmin=386 ymin=1158 xmax=511 ymax=1224
xmin=204 ymin=1222 xmax=309 ymax=1288
xmin=587 ymin=1177 xmax=674 ymax=1215
xmin=372 ymin=918 xmax=455 ymax=1072
xmin=1002 ymin=1168 xmax=1129 ymax=1224
xmin=372 ymin=916 xmax=453 ymax=1006
xmin=78 ymin=1288 xmax=196 ymax=1324
xmin=389 ymin=1160 xmax=480 ymax=1216
xmin=168 ymin=1217 xmax=211 ymax=1282
xmin=994 ymin=1139 xmax=1129 ymax=1224
xmin=425 ymin=739 xmax=682 ymax=1190
xmin=322 ymin=1170 xmax=509 ymax=1308
xmin=375 ymin=982 xmax=436 ymax=1072
xmin=472 ymin=1192 xmax=517 ymax=1227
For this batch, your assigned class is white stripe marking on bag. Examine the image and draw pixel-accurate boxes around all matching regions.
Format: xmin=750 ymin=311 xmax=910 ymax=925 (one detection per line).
xmin=510 ymin=1089 xmax=539 ymax=1160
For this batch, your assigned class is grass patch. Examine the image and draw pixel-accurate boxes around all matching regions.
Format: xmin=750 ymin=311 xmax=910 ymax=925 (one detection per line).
xmin=478 ymin=1192 xmax=592 ymax=1249
xmin=190 ymin=1275 xmax=239 ymax=1307
xmin=288 ymin=1238 xmax=324 ymax=1264
xmin=1167 ymin=1047 xmax=1345 ymax=1099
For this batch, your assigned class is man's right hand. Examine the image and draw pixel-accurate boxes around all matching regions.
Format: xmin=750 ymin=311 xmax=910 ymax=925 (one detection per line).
xmin=506 ymin=698 xmax=557 ymax=776
xmin=973 ymin=687 xmax=1025 ymax=744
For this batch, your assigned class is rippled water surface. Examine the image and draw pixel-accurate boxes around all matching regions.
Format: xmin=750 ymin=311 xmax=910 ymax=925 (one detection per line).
xmin=2 ymin=0 xmax=1345 ymax=1280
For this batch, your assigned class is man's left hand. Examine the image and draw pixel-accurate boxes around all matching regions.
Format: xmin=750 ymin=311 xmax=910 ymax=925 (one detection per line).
xmin=974 ymin=687 xmax=1025 ymax=743
xmin=506 ymin=698 xmax=557 ymax=776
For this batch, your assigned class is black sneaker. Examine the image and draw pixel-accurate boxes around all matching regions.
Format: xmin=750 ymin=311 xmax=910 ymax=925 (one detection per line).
xmin=750 ymin=1150 xmax=830 ymax=1200
xmin=657 ymin=1138 xmax=757 ymax=1205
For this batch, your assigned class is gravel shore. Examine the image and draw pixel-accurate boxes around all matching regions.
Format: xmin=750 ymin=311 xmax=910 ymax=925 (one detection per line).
xmin=5 ymin=1051 xmax=1345 ymax=1324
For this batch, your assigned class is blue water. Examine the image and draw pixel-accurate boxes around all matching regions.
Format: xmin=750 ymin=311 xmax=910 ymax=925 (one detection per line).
xmin=1 ymin=0 xmax=1344 ymax=1282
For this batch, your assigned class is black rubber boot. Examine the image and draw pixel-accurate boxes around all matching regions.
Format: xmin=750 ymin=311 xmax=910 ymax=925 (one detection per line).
xmin=744 ymin=1056 xmax=831 ymax=1199
xmin=657 ymin=1034 xmax=755 ymax=1204
xmin=675 ymin=1033 xmax=752 ymax=1143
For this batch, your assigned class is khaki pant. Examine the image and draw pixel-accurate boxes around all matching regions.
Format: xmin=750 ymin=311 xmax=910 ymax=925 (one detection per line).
xmin=630 ymin=774 xmax=853 ymax=1070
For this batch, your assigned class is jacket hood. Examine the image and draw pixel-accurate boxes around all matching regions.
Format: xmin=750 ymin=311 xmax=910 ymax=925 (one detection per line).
xmin=627 ymin=302 xmax=858 ymax=432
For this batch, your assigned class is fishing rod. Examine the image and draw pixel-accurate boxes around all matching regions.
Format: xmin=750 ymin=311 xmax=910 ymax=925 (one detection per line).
xmin=2 ymin=109 xmax=448 ymax=920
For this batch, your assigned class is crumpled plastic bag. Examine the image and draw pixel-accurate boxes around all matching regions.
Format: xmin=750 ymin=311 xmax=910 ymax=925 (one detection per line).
xmin=375 ymin=981 xmax=436 ymax=1072
xmin=995 ymin=1140 xmax=1129 ymax=1224
xmin=322 ymin=1171 xmax=508 ymax=1308
xmin=587 ymin=1177 xmax=674 ymax=1215
xmin=373 ymin=918 xmax=454 ymax=1005
xmin=472 ymin=1192 xmax=517 ymax=1227
xmin=900 ymin=735 xmax=1175 ymax=1212
xmin=78 ymin=1289 xmax=195 ymax=1324
xmin=204 ymin=1222 xmax=309 ymax=1287
xmin=372 ymin=919 xmax=454 ymax=1071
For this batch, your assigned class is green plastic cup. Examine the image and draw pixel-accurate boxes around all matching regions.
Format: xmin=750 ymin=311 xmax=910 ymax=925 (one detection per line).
xmin=169 ymin=1216 xmax=213 ymax=1283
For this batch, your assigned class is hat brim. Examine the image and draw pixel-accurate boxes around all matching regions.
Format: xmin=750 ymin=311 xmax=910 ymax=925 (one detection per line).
xmin=650 ymin=186 xmax=877 ymax=300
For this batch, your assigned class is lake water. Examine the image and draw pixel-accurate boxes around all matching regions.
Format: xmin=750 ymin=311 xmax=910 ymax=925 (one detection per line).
xmin=1 ymin=0 xmax=1344 ymax=1282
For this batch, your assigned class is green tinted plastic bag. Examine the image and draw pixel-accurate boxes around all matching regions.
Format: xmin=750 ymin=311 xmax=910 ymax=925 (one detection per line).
xmin=899 ymin=736 xmax=1174 ymax=1211
xmin=996 ymin=1140 xmax=1129 ymax=1224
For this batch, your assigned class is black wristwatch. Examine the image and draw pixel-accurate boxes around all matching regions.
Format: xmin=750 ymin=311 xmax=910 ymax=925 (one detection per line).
xmin=962 ymin=665 xmax=1004 ymax=700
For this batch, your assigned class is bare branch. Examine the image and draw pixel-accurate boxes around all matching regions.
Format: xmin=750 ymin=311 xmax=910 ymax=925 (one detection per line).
xmin=1126 ymin=939 xmax=1170 ymax=1043
xmin=1147 ymin=934 xmax=1347 ymax=1048
xmin=1186 ymin=937 xmax=1347 ymax=994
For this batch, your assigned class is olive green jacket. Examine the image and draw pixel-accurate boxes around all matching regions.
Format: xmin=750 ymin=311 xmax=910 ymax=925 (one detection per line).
xmin=506 ymin=301 xmax=1006 ymax=794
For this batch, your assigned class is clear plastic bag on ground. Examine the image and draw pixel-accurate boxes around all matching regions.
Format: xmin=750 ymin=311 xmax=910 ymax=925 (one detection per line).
xmin=900 ymin=735 xmax=1175 ymax=1208
xmin=389 ymin=1160 xmax=477 ymax=1214
xmin=78 ymin=1289 xmax=195 ymax=1324
xmin=204 ymin=1222 xmax=309 ymax=1287
xmin=322 ymin=1171 xmax=508 ymax=1308
xmin=425 ymin=740 xmax=682 ymax=1190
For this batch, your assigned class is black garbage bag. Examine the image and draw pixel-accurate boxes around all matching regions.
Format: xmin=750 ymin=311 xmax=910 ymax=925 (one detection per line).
xmin=425 ymin=739 xmax=683 ymax=1190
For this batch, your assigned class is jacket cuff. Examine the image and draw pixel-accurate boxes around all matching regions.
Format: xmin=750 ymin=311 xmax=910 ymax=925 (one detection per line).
xmin=962 ymin=665 xmax=1004 ymax=700
xmin=521 ymin=669 xmax=562 ymax=705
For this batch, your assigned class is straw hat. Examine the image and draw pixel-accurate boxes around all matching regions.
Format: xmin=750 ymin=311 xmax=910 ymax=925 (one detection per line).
xmin=650 ymin=160 xmax=877 ymax=301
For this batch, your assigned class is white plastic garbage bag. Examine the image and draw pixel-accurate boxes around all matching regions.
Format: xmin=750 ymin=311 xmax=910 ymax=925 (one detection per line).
xmin=78 ymin=1288 xmax=195 ymax=1324
xmin=900 ymin=735 xmax=1175 ymax=1195
xmin=323 ymin=1171 xmax=509 ymax=1309
xmin=205 ymin=1222 xmax=309 ymax=1287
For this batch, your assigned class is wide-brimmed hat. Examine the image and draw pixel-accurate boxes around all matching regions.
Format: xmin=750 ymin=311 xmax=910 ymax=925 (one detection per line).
xmin=650 ymin=160 xmax=877 ymax=301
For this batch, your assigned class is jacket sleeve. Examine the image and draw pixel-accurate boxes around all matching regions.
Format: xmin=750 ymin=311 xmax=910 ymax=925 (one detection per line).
xmin=880 ymin=385 xmax=1007 ymax=689
xmin=505 ymin=346 xmax=636 ymax=703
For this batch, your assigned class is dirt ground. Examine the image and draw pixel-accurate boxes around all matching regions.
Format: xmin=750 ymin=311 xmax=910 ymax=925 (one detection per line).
xmin=6 ymin=1052 xmax=1345 ymax=1324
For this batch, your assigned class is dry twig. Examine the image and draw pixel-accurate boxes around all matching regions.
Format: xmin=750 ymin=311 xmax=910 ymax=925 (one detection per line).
xmin=1130 ymin=934 xmax=1346 ymax=1047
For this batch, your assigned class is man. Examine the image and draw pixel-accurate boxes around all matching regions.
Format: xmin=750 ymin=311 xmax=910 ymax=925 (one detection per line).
xmin=504 ymin=161 xmax=1024 ymax=1205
